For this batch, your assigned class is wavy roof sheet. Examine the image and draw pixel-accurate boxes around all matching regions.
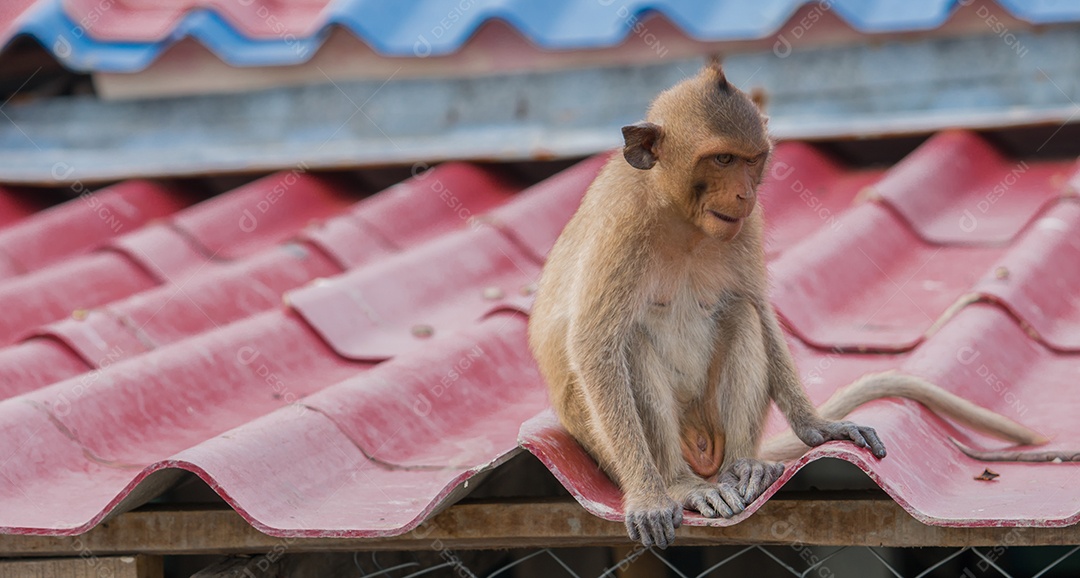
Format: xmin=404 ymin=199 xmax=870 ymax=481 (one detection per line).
xmin=5 ymin=0 xmax=1080 ymax=72
xmin=0 ymin=130 xmax=1078 ymax=536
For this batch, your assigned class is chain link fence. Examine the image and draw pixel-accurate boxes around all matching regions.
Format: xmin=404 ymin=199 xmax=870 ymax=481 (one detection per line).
xmin=333 ymin=544 xmax=1080 ymax=578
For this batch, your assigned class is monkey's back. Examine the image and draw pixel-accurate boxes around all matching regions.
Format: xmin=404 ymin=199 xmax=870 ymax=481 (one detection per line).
xmin=527 ymin=156 xmax=650 ymax=439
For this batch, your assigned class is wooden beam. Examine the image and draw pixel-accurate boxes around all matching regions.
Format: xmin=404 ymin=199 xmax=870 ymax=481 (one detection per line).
xmin=0 ymin=495 xmax=1076 ymax=557
xmin=0 ymin=554 xmax=162 ymax=577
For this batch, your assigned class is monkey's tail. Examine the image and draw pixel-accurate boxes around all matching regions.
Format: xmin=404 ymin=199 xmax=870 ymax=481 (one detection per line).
xmin=760 ymin=371 xmax=1050 ymax=463
xmin=818 ymin=371 xmax=1048 ymax=445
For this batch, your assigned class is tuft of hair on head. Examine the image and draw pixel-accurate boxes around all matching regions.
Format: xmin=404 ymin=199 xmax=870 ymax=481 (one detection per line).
xmin=705 ymin=54 xmax=730 ymax=93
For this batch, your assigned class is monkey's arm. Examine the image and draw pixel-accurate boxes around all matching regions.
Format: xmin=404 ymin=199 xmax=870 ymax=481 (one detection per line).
xmin=567 ymin=268 xmax=683 ymax=548
xmin=757 ymin=301 xmax=887 ymax=459
xmin=570 ymin=320 xmax=666 ymax=496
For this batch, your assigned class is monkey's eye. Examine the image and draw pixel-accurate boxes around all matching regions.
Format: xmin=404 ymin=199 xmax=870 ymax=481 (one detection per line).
xmin=745 ymin=155 xmax=761 ymax=166
xmin=715 ymin=154 xmax=735 ymax=166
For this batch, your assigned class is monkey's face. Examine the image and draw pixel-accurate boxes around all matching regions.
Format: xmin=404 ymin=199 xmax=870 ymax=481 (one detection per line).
xmin=685 ymin=145 xmax=768 ymax=241
xmin=635 ymin=64 xmax=773 ymax=240
xmin=622 ymin=61 xmax=772 ymax=241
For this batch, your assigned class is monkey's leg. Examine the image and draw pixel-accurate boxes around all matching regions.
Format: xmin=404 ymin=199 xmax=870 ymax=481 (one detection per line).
xmin=708 ymin=299 xmax=787 ymax=510
xmin=759 ymin=300 xmax=887 ymax=459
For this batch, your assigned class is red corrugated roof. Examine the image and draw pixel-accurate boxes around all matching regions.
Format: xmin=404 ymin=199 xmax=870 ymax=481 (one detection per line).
xmin=0 ymin=130 xmax=1078 ymax=536
xmin=0 ymin=181 xmax=192 ymax=280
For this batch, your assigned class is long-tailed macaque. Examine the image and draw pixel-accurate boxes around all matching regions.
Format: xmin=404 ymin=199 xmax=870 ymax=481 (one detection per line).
xmin=528 ymin=61 xmax=1056 ymax=549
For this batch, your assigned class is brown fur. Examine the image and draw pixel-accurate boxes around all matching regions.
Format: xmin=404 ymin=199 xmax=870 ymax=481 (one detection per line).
xmin=527 ymin=63 xmax=1056 ymax=549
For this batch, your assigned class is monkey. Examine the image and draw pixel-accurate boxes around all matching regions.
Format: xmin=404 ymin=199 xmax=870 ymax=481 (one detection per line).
xmin=528 ymin=60 xmax=885 ymax=549
xmin=527 ymin=61 xmax=1066 ymax=550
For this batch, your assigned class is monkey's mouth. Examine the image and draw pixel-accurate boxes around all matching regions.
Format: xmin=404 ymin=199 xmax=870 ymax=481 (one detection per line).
xmin=707 ymin=209 xmax=740 ymax=224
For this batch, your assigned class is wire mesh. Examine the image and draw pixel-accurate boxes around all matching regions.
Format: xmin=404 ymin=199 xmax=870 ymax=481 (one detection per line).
xmin=344 ymin=543 xmax=1080 ymax=578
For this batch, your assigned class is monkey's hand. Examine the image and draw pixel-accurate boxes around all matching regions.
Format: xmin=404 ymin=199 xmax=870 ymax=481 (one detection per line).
xmin=624 ymin=493 xmax=683 ymax=549
xmin=797 ymin=420 xmax=887 ymax=459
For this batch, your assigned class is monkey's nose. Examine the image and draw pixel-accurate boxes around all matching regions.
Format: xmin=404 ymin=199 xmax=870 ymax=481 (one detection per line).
xmin=737 ymin=191 xmax=752 ymax=201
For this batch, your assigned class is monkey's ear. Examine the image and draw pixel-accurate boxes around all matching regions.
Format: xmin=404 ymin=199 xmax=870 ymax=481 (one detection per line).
xmin=750 ymin=87 xmax=769 ymax=112
xmin=621 ymin=122 xmax=663 ymax=170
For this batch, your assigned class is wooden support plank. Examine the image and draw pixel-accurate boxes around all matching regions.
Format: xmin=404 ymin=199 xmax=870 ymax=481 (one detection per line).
xmin=0 ymin=554 xmax=162 ymax=577
xmin=0 ymin=495 xmax=1077 ymax=557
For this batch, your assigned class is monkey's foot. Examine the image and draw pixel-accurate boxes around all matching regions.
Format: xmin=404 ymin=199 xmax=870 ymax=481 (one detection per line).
xmin=670 ymin=478 xmax=746 ymax=519
xmin=624 ymin=494 xmax=683 ymax=549
xmin=799 ymin=420 xmax=887 ymax=459
xmin=720 ymin=458 xmax=785 ymax=505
